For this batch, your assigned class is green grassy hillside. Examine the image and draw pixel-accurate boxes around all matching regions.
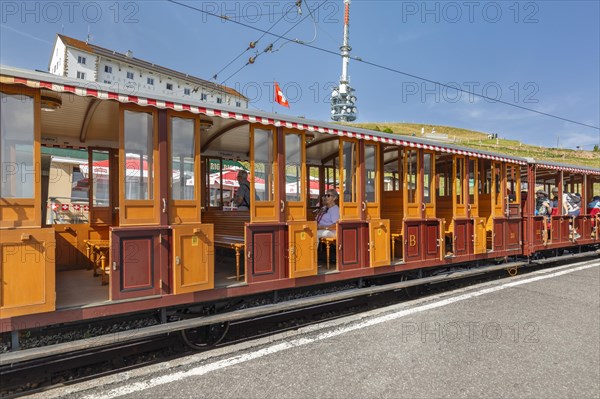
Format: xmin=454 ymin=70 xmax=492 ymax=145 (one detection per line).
xmin=345 ymin=122 xmax=599 ymax=169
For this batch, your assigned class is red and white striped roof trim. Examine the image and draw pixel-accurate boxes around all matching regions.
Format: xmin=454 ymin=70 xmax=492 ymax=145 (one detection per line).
xmin=537 ymin=164 xmax=600 ymax=176
xmin=4 ymin=76 xmax=530 ymax=164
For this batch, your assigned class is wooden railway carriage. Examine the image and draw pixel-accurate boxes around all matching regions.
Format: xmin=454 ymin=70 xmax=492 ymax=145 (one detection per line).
xmin=1 ymin=66 xmax=599 ymax=332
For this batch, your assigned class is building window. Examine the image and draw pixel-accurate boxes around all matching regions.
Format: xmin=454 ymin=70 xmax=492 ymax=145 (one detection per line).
xmin=184 ymin=88 xmax=190 ymax=95
xmin=201 ymin=93 xmax=207 ymax=101
xmin=77 ymin=56 xmax=86 ymax=64
xmin=236 ymin=101 xmax=241 ymax=107
xmin=104 ymin=65 xmax=112 ymax=73
xmin=127 ymin=71 xmax=134 ymax=80
xmin=166 ymin=83 xmax=173 ymax=90
xmin=77 ymin=71 xmax=86 ymax=79
xmin=147 ymin=77 xmax=154 ymax=85
xmin=103 ymin=80 xmax=112 ymax=84
xmin=216 ymin=97 xmax=222 ymax=104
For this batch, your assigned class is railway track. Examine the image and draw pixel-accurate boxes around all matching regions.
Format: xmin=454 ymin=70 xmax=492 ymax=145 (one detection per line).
xmin=1 ymin=252 xmax=598 ymax=397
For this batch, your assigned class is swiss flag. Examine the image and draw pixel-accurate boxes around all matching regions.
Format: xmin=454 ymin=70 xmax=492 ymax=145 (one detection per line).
xmin=274 ymin=82 xmax=289 ymax=108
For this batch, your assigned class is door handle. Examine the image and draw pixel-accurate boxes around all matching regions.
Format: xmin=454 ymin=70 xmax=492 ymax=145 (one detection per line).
xmin=467 ymin=203 xmax=472 ymax=212
xmin=362 ymin=201 xmax=367 ymax=212
xmin=280 ymin=200 xmax=285 ymax=212
xmin=162 ymin=198 xmax=167 ymax=213
xmin=421 ymin=203 xmax=425 ymax=212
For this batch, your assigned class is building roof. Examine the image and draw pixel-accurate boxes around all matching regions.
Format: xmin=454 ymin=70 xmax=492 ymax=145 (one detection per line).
xmin=53 ymin=34 xmax=247 ymax=100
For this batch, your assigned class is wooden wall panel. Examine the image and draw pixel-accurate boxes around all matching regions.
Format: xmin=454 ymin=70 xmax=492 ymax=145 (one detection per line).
xmin=493 ymin=219 xmax=505 ymax=251
xmin=424 ymin=221 xmax=440 ymax=260
xmin=404 ymin=222 xmax=421 ymax=262
xmin=506 ymin=220 xmax=521 ymax=250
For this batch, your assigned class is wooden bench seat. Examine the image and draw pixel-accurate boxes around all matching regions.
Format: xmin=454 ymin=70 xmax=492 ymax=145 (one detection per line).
xmin=203 ymin=211 xmax=249 ymax=280
xmin=84 ymin=239 xmax=110 ymax=285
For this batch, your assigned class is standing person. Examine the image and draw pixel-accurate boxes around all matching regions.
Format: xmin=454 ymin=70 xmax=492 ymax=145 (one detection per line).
xmin=234 ymin=170 xmax=251 ymax=211
xmin=317 ymin=189 xmax=340 ymax=239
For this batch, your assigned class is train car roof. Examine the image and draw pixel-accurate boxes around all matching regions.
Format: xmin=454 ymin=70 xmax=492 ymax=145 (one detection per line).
xmin=1 ymin=65 xmax=598 ymax=175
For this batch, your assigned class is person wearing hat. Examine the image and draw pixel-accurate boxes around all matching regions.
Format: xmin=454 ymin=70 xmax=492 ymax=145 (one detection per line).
xmin=535 ymin=190 xmax=552 ymax=216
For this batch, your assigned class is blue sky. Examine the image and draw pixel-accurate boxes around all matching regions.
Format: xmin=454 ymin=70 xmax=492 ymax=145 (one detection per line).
xmin=1 ymin=0 xmax=599 ymax=151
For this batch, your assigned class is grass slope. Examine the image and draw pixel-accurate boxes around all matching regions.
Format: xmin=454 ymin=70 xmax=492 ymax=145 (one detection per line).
xmin=345 ymin=122 xmax=599 ymax=169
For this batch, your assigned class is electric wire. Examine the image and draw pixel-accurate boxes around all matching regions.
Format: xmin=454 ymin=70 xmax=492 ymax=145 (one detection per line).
xmin=217 ymin=0 xmax=331 ymax=85
xmin=167 ymin=0 xmax=599 ymax=130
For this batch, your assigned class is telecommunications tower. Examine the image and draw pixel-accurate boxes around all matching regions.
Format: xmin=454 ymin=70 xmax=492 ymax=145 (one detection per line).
xmin=331 ymin=0 xmax=357 ymax=122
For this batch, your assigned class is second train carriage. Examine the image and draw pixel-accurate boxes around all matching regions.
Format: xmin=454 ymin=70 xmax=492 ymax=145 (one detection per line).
xmin=1 ymin=65 xmax=599 ymax=331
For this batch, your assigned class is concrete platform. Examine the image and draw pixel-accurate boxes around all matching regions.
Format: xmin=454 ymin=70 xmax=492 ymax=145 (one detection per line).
xmin=39 ymin=259 xmax=600 ymax=399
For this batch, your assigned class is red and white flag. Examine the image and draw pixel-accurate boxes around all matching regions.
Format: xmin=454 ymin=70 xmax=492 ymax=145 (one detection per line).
xmin=274 ymin=82 xmax=289 ymax=108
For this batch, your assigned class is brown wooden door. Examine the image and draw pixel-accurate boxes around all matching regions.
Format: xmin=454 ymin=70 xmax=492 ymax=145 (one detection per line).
xmin=423 ymin=221 xmax=440 ymax=260
xmin=245 ymin=223 xmax=285 ymax=283
xmin=474 ymin=217 xmax=487 ymax=254
xmin=172 ymin=224 xmax=214 ymax=294
xmin=288 ymin=221 xmax=317 ymax=278
xmin=369 ymin=219 xmax=390 ymax=267
xmin=110 ymin=227 xmax=169 ymax=300
xmin=404 ymin=221 xmax=422 ymax=262
xmin=337 ymin=221 xmax=365 ymax=270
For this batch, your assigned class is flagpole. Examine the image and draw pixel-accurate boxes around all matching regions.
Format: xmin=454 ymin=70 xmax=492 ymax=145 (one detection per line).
xmin=272 ymin=79 xmax=275 ymax=113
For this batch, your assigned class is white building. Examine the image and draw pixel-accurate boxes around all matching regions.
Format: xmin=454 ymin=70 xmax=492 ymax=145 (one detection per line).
xmin=48 ymin=34 xmax=248 ymax=108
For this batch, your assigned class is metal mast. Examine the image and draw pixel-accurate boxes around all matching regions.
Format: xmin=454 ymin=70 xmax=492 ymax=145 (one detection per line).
xmin=331 ymin=0 xmax=357 ymax=122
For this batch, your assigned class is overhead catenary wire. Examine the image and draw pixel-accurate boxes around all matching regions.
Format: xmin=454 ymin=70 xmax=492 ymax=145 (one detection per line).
xmin=210 ymin=3 xmax=294 ymax=82
xmin=167 ymin=0 xmax=599 ymax=131
xmin=217 ymin=0 xmax=331 ymax=85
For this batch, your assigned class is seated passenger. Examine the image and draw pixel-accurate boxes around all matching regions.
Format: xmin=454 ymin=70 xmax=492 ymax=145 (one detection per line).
xmin=562 ymin=192 xmax=581 ymax=217
xmin=535 ymin=190 xmax=552 ymax=216
xmin=316 ymin=189 xmax=340 ymax=239
xmin=588 ymin=196 xmax=600 ymax=216
xmin=234 ymin=170 xmax=251 ymax=211
xmin=551 ymin=187 xmax=559 ymax=208
xmin=563 ymin=191 xmax=581 ymax=239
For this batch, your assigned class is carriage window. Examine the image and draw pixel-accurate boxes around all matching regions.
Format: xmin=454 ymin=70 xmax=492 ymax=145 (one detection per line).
xmin=468 ymin=159 xmax=477 ymax=203
xmin=254 ymin=128 xmax=274 ymax=201
xmin=365 ymin=145 xmax=376 ymax=203
xmin=324 ymin=164 xmax=338 ymax=197
xmin=506 ymin=164 xmax=519 ymax=203
xmin=1 ymin=93 xmax=34 ymax=198
xmin=170 ymin=117 xmax=196 ymax=200
xmin=285 ymin=134 xmax=302 ymax=202
xmin=436 ymin=156 xmax=451 ymax=198
xmin=91 ymin=149 xmax=110 ymax=208
xmin=406 ymin=150 xmax=417 ymax=204
xmin=423 ymin=152 xmax=432 ymax=204
xmin=383 ymin=148 xmax=401 ymax=192
xmin=456 ymin=157 xmax=464 ymax=205
xmin=43 ymin=147 xmax=91 ymax=224
xmin=481 ymin=160 xmax=491 ymax=195
xmin=124 ymin=110 xmax=154 ymax=200
xmin=206 ymin=158 xmax=223 ymax=208
xmin=342 ymin=141 xmax=357 ymax=202
xmin=308 ymin=165 xmax=320 ymax=208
